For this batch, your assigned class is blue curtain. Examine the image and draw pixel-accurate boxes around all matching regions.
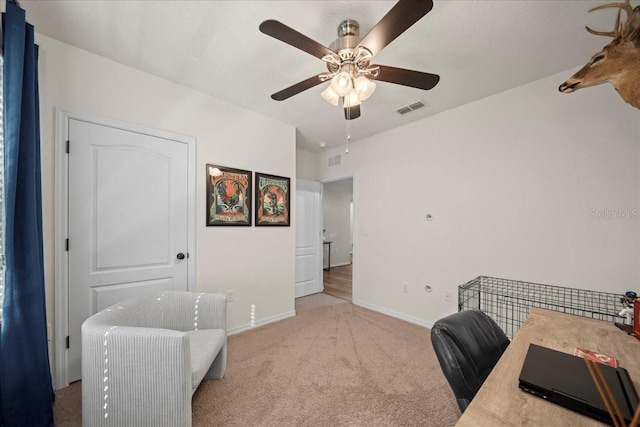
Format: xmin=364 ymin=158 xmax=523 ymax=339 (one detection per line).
xmin=0 ymin=2 xmax=54 ymax=426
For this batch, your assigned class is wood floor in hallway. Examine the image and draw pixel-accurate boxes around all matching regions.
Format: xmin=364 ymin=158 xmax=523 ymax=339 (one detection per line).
xmin=323 ymin=263 xmax=352 ymax=301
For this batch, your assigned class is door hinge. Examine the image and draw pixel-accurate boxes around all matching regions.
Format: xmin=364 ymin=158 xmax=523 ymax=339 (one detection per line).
xmin=65 ymin=239 xmax=69 ymax=251
xmin=66 ymin=336 xmax=70 ymax=349
xmin=66 ymin=140 xmax=70 ymax=153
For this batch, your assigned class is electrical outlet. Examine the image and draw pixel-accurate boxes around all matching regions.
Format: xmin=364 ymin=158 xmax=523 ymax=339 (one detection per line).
xmin=444 ymin=291 xmax=452 ymax=303
xmin=403 ymin=282 xmax=408 ymax=293
xmin=227 ymin=290 xmax=234 ymax=302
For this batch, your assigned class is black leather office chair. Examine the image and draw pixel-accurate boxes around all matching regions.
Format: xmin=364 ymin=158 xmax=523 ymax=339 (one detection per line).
xmin=430 ymin=309 xmax=510 ymax=413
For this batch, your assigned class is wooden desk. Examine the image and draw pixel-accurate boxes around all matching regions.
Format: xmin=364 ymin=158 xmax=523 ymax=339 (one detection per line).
xmin=456 ymin=308 xmax=640 ymax=426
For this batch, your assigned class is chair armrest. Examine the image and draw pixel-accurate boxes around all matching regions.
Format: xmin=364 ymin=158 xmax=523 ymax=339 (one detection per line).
xmin=82 ymin=324 xmax=192 ymax=427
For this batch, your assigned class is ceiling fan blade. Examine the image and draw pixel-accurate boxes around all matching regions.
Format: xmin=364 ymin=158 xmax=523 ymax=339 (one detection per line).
xmin=271 ymin=75 xmax=324 ymax=101
xmin=357 ymin=0 xmax=434 ymax=57
xmin=372 ymin=65 xmax=440 ymax=91
xmin=344 ymin=104 xmax=361 ymax=120
xmin=259 ymin=19 xmax=335 ymax=60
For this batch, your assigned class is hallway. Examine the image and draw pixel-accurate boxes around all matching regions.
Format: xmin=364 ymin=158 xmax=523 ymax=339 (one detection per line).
xmin=323 ymin=263 xmax=352 ymax=301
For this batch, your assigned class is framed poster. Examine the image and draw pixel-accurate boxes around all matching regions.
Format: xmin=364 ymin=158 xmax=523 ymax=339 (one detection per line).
xmin=255 ymin=173 xmax=290 ymax=226
xmin=206 ymin=164 xmax=252 ymax=226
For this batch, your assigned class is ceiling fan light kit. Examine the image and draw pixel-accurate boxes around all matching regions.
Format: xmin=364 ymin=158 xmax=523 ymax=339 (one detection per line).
xmin=330 ymin=71 xmax=354 ymax=96
xmin=259 ymin=0 xmax=440 ymax=122
xmin=344 ymin=90 xmax=361 ymax=108
xmin=355 ymin=76 xmax=376 ymax=101
xmin=321 ymin=86 xmax=340 ymax=106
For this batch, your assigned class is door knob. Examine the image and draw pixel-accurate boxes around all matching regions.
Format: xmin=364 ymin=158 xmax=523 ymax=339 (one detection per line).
xmin=176 ymin=253 xmax=185 ymax=260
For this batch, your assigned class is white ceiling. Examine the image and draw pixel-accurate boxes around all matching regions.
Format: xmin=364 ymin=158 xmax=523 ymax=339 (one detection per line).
xmin=21 ymin=0 xmax=620 ymax=152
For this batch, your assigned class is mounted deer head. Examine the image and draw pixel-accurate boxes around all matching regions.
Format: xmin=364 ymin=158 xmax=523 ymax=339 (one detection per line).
xmin=559 ymin=1 xmax=640 ymax=109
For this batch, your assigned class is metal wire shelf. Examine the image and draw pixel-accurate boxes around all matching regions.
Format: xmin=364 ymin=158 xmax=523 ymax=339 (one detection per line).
xmin=458 ymin=276 xmax=625 ymax=339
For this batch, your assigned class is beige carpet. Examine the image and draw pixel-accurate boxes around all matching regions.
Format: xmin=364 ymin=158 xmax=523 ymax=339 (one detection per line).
xmin=54 ymin=293 xmax=460 ymax=426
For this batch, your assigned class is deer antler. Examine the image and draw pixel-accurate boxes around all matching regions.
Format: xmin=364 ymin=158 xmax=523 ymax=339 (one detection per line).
xmin=585 ymin=0 xmax=633 ymax=38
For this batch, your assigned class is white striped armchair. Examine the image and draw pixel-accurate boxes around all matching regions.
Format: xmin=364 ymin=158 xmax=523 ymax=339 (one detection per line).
xmin=81 ymin=291 xmax=227 ymax=426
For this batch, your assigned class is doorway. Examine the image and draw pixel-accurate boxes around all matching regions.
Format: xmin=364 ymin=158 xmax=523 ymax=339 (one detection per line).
xmin=321 ymin=177 xmax=353 ymax=301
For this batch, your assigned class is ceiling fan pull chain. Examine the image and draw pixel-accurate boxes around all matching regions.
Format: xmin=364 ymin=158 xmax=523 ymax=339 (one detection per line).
xmin=346 ymin=121 xmax=351 ymax=154
xmin=346 ymin=96 xmax=351 ymax=154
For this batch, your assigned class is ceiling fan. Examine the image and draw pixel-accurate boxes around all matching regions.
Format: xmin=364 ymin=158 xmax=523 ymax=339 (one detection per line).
xmin=259 ymin=0 xmax=440 ymax=121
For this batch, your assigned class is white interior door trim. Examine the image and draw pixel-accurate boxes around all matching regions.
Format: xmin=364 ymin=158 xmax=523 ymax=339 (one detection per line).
xmin=53 ymin=108 xmax=197 ymax=389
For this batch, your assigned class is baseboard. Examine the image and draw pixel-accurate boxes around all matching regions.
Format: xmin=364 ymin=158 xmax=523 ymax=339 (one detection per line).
xmin=226 ymin=302 xmax=433 ymax=335
xmin=353 ymin=299 xmax=434 ymax=329
xmin=331 ymin=262 xmax=351 ymax=268
xmin=323 ymin=262 xmax=351 ymax=269
xmin=227 ymin=309 xmax=297 ymax=336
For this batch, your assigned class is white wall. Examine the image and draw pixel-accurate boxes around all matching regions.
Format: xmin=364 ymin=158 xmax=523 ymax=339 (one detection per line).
xmin=296 ymin=148 xmax=318 ymax=180
xmin=37 ymin=34 xmax=296 ymax=355
xmin=323 ymin=178 xmax=353 ymax=267
xmin=317 ymin=68 xmax=640 ymax=326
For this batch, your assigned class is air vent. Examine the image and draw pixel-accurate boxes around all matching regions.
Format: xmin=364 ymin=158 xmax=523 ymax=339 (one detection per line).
xmin=328 ymin=155 xmax=342 ymax=167
xmin=396 ymin=100 xmax=428 ymax=115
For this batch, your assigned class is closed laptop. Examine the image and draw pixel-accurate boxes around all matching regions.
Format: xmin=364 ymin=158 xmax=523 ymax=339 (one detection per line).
xmin=518 ymin=343 xmax=639 ymax=426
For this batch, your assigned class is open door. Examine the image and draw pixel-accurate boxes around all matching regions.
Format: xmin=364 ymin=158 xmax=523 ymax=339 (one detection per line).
xmin=295 ymin=180 xmax=322 ymax=297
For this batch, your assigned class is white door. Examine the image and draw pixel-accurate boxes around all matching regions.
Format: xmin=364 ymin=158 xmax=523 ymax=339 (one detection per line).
xmin=67 ymin=118 xmax=190 ymax=382
xmin=295 ymin=180 xmax=322 ymax=298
